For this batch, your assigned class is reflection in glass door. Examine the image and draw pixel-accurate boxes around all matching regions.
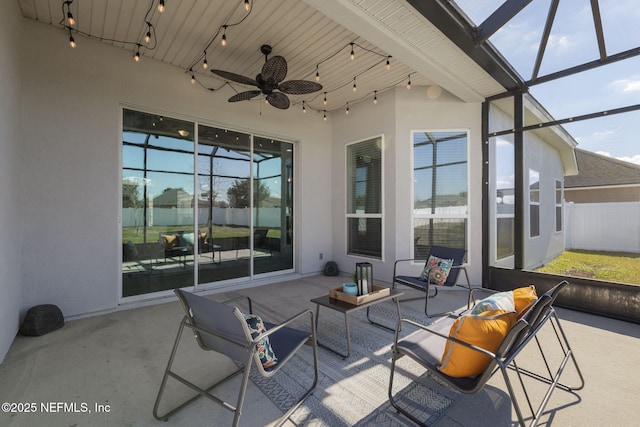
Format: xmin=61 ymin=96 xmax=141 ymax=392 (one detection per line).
xmin=197 ymin=126 xmax=251 ymax=283
xmin=253 ymin=136 xmax=294 ymax=274
xmin=122 ymin=110 xmax=295 ymax=298
xmin=122 ymin=109 xmax=195 ymax=297
xmin=196 ymin=128 xmax=294 ymax=283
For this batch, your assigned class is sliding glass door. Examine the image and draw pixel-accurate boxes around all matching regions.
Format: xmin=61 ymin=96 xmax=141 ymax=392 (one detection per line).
xmin=121 ymin=109 xmax=294 ymax=298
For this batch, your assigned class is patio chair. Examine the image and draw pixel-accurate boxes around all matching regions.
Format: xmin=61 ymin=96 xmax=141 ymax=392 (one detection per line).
xmin=153 ymin=289 xmax=319 ymax=427
xmin=388 ymin=280 xmax=584 ymax=427
xmin=392 ymin=245 xmax=472 ymax=317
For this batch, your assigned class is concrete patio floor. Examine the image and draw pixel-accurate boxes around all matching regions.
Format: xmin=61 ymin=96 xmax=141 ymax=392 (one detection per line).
xmin=0 ymin=275 xmax=638 ymax=426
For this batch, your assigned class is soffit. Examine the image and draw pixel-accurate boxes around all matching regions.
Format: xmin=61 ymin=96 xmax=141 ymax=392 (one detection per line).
xmin=18 ymin=0 xmax=505 ymax=114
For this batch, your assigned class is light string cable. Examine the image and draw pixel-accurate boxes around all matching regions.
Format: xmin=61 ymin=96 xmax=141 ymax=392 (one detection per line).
xmin=186 ymin=0 xmax=254 ymax=91
xmin=302 ymin=72 xmax=416 ymax=116
xmin=292 ymin=41 xmax=402 ymax=114
xmin=60 ymin=0 xmax=161 ymax=58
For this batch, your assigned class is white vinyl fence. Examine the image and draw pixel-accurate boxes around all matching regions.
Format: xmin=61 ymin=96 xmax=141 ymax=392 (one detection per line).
xmin=565 ymin=201 xmax=640 ymax=253
xmin=122 ymin=207 xmax=281 ymax=228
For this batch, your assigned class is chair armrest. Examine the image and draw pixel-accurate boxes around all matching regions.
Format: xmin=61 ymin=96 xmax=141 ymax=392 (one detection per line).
xmin=396 ymin=318 xmax=498 ymax=360
xmin=257 ymin=309 xmax=315 ymax=341
xmin=221 ymin=295 xmax=253 ymax=314
xmin=393 ymin=258 xmax=422 ymax=277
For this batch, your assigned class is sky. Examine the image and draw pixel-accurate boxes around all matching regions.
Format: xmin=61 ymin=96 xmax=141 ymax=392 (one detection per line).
xmin=456 ymin=0 xmax=640 ymax=165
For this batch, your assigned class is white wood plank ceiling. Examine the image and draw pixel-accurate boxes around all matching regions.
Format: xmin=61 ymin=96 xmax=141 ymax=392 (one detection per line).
xmin=18 ymin=0 xmax=504 ymax=112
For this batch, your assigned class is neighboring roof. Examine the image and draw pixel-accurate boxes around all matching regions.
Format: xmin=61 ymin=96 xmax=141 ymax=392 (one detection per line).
xmin=565 ymin=149 xmax=640 ymax=188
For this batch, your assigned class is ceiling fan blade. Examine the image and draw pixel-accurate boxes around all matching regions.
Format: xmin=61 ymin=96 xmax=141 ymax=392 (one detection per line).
xmin=279 ymin=80 xmax=323 ymax=95
xmin=261 ymin=56 xmax=287 ymax=84
xmin=267 ymin=92 xmax=290 ymax=109
xmin=228 ymin=90 xmax=261 ymax=102
xmin=211 ymin=69 xmax=258 ymax=86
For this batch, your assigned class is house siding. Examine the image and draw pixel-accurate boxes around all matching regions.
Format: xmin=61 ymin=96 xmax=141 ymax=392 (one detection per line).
xmin=524 ymin=134 xmax=566 ymax=269
xmin=329 ymin=87 xmax=483 ymax=285
xmin=18 ymin=20 xmax=332 ymax=322
xmin=0 ymin=1 xmax=24 ymax=363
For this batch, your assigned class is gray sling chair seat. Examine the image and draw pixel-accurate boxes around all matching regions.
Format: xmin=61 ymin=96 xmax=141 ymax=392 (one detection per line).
xmin=392 ymin=245 xmax=472 ymax=317
xmin=388 ymin=280 xmax=585 ymax=427
xmin=153 ymin=289 xmax=319 ymax=427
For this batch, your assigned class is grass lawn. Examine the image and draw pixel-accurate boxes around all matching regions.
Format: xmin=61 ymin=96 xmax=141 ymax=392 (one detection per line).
xmin=535 ymin=249 xmax=640 ymax=285
xmin=122 ymin=225 xmax=280 ymax=244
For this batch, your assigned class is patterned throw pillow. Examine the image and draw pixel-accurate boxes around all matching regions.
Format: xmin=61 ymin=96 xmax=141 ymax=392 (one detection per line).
xmin=242 ymin=313 xmax=278 ymax=369
xmin=470 ymin=291 xmax=515 ymax=315
xmin=419 ymin=255 xmax=454 ymax=285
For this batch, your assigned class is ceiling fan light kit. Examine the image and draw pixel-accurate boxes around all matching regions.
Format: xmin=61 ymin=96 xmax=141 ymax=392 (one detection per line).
xmin=211 ymin=45 xmax=323 ymax=110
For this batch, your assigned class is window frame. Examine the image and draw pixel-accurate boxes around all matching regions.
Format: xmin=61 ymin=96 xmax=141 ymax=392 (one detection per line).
xmin=411 ymin=129 xmax=470 ymax=260
xmin=555 ymin=179 xmax=563 ymax=233
xmin=529 ymin=169 xmax=540 ymax=238
xmin=345 ymin=135 xmax=384 ymax=260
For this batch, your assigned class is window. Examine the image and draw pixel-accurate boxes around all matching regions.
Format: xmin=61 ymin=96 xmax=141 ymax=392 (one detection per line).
xmin=346 ymin=137 xmax=382 ymax=258
xmin=494 ymin=136 xmax=515 ymax=260
xmin=413 ymin=131 xmax=468 ymax=259
xmin=529 ymin=169 xmax=540 ymax=237
xmin=555 ymin=179 xmax=562 ymax=232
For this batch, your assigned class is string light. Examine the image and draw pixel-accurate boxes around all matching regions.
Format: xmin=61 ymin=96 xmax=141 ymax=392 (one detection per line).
xmin=203 ymin=51 xmax=208 ymax=69
xmin=386 ymin=56 xmax=391 ymax=70
xmin=221 ymin=26 xmax=228 ymax=46
xmin=244 ymin=0 xmax=250 ymax=11
xmin=63 ymin=1 xmax=75 ymax=26
xmin=302 ymin=101 xmax=306 ymax=113
xmin=144 ymin=22 xmax=152 ymax=44
xmin=373 ymin=91 xmax=378 ymax=104
xmin=323 ymin=110 xmax=327 ymax=121
xmin=346 ymin=102 xmax=350 ymax=114
xmin=406 ymin=75 xmax=411 ymax=89
xmin=352 ymin=77 xmax=357 ymax=92
xmin=323 ymin=92 xmax=327 ymax=105
xmin=60 ymin=0 xmax=164 ymax=57
xmin=315 ymin=65 xmax=320 ymax=82
xmin=350 ymin=43 xmax=355 ymax=60
xmin=190 ymin=69 xmax=196 ymax=84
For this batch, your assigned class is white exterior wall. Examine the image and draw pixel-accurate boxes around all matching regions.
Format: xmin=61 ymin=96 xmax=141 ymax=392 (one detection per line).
xmin=18 ymin=20 xmax=333 ymax=321
xmin=524 ymin=133 xmax=566 ymax=269
xmin=0 ymin=1 xmax=24 ymax=362
xmin=395 ymin=88 xmax=483 ymax=284
xmin=329 ymin=87 xmax=483 ymax=285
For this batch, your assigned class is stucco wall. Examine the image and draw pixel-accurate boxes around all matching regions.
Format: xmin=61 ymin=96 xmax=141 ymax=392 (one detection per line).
xmin=0 ymin=0 xmax=24 ymax=362
xmin=329 ymin=86 xmax=483 ymax=285
xmin=19 ymin=20 xmax=333 ymax=319
xmin=524 ymin=133 xmax=566 ymax=269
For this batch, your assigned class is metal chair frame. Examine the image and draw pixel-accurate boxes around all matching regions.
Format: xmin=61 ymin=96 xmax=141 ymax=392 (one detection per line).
xmin=392 ymin=245 xmax=473 ymax=317
xmin=153 ymin=290 xmax=318 ymax=427
xmin=388 ymin=280 xmax=585 ymax=427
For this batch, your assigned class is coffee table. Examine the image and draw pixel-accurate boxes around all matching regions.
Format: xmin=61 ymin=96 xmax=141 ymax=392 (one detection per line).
xmin=310 ymin=289 xmax=403 ymax=358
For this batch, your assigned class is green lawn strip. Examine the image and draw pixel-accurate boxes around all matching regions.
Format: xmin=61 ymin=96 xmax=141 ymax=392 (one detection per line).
xmin=536 ymin=250 xmax=640 ymax=284
xmin=122 ymin=225 xmax=280 ymax=244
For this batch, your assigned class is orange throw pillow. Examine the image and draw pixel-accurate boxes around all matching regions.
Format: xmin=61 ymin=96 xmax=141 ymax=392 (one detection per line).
xmin=513 ymin=285 xmax=537 ymax=316
xmin=439 ymin=309 xmax=516 ymax=378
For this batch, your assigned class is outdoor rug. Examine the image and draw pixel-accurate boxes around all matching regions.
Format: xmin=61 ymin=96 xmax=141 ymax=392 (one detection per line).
xmin=250 ymin=299 xmax=463 ymax=426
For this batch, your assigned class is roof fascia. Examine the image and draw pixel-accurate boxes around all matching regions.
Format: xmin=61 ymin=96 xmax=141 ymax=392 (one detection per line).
xmin=303 ymin=0 xmax=486 ymax=102
xmin=406 ymin=0 xmax=524 ymax=92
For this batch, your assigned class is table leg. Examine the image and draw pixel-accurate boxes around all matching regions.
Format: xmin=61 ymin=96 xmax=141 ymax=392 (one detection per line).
xmin=314 ymin=304 xmax=351 ymax=359
xmin=366 ymin=297 xmax=402 ymax=331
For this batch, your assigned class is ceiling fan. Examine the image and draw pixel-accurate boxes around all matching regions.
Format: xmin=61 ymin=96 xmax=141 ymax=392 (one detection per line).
xmin=211 ymin=45 xmax=323 ymax=109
